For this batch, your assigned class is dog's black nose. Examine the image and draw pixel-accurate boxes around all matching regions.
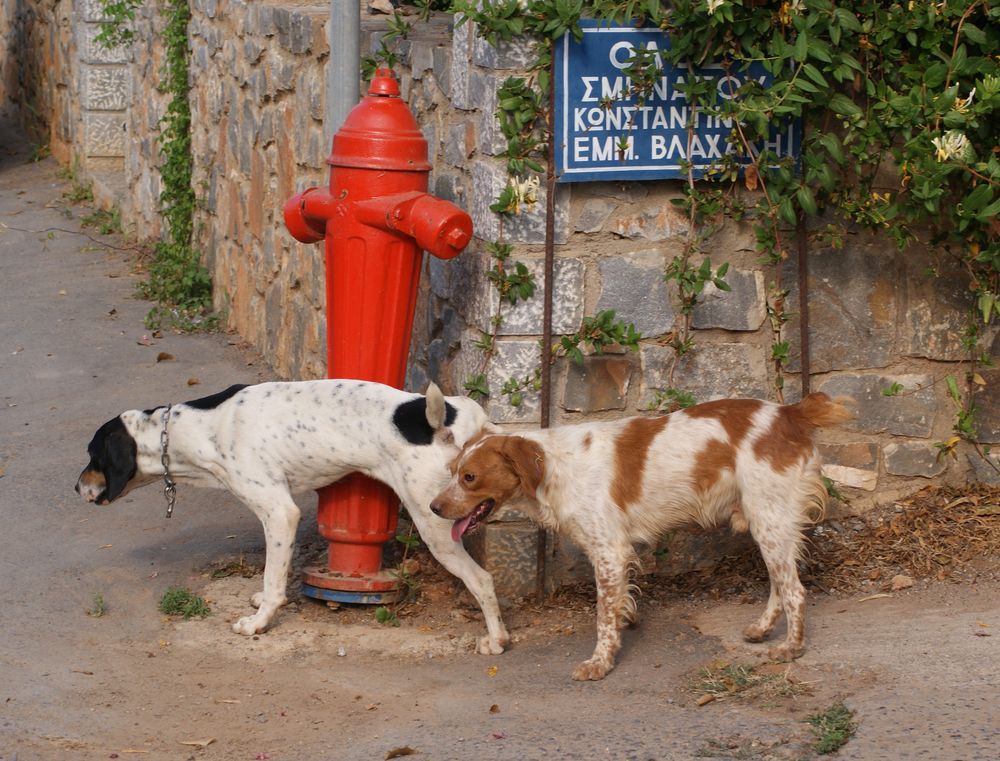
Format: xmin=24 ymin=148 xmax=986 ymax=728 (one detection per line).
xmin=430 ymin=500 xmax=443 ymax=516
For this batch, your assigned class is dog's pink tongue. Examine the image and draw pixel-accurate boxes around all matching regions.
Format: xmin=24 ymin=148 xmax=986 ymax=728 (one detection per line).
xmin=451 ymin=515 xmax=474 ymax=543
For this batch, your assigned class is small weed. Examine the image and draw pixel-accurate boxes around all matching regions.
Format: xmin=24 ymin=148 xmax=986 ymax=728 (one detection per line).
xmin=64 ymin=181 xmax=94 ymax=204
xmin=647 ymin=387 xmax=697 ymax=413
xmin=158 ymin=586 xmax=210 ymax=619
xmin=374 ymin=606 xmax=400 ymax=627
xmin=28 ymin=142 xmax=51 ymax=162
xmin=81 ymin=207 xmax=123 ymax=235
xmin=86 ymin=593 xmax=107 ymax=618
xmin=806 ymin=701 xmax=856 ymax=754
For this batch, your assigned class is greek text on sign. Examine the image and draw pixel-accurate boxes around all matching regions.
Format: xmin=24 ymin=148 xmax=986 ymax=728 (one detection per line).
xmin=554 ymin=21 xmax=800 ymax=183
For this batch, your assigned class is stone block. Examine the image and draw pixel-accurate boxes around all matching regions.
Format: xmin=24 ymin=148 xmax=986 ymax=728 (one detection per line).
xmin=464 ymin=521 xmax=542 ymax=600
xmin=902 ymin=252 xmax=990 ymax=361
xmin=596 ymin=254 xmax=673 ymax=337
xmin=79 ymin=24 xmax=130 ymax=64
xmin=449 ymin=17 xmax=473 ymax=109
xmin=783 ymin=243 xmax=897 ymax=373
xmin=83 ymin=112 xmax=126 ymax=157
xmin=79 ymin=0 xmax=111 ymax=22
xmin=576 ymin=198 xmax=617 ymax=233
xmin=563 ymin=356 xmax=633 ymax=412
xmin=432 ymin=46 xmax=452 ymax=98
xmin=818 ymin=373 xmax=935 ymax=438
xmin=474 ymin=73 xmax=506 ymax=157
xmin=445 ymin=122 xmax=475 ymax=168
xmin=489 ymin=257 xmax=584 ymax=337
xmin=485 ymin=340 xmax=543 ymax=424
xmin=819 ymin=442 xmax=879 ymax=491
xmin=966 ymin=449 xmax=1000 ymax=485
xmin=972 ymin=368 xmax=1000 ymax=444
xmin=473 ymin=33 xmax=536 ymax=70
xmin=691 ymin=267 xmax=766 ymax=332
xmin=469 ymin=162 xmax=570 ymax=245
xmin=410 ymin=40 xmax=437 ymax=80
xmin=641 ymin=343 xmax=769 ymax=405
xmin=884 ymin=442 xmax=947 ymax=478
xmin=81 ymin=66 xmax=129 ymax=111
xmin=612 ymin=202 xmax=688 ymax=241
xmin=652 ymin=528 xmax=757 ymax=578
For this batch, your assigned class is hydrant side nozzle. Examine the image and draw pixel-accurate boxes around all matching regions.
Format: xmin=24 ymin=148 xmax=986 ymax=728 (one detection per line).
xmin=283 ymin=187 xmax=336 ymax=244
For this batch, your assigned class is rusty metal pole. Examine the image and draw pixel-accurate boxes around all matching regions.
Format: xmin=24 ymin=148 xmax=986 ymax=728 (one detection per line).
xmin=796 ymin=214 xmax=810 ymax=395
xmin=536 ymin=64 xmax=557 ymax=601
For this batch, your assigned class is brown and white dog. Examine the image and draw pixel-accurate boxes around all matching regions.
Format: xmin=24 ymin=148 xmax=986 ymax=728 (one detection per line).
xmin=430 ymin=393 xmax=853 ymax=680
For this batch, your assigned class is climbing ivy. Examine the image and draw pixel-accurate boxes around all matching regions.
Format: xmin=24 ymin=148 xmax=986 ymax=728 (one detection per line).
xmin=450 ymin=0 xmax=999 ymax=452
xmin=97 ymin=0 xmax=213 ymax=330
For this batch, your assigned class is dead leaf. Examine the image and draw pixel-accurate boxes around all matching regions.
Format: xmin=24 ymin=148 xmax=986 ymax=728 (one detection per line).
xmin=385 ymin=747 xmax=418 ymax=759
xmin=187 ymin=377 xmax=200 ymax=386
xmin=99 ymin=544 xmax=113 ymax=550
xmin=974 ymin=632 xmax=992 ymax=638
xmin=486 ymin=665 xmax=498 ymax=677
xmin=366 ymin=703 xmax=380 ymax=711
xmin=156 ymin=352 xmax=175 ymax=362
xmin=697 ymin=694 xmax=716 ymax=706
xmin=369 ymin=0 xmax=396 ymax=13
xmin=489 ymin=704 xmax=500 ymax=714
xmin=744 ymin=164 xmax=759 ymax=191
xmin=178 ymin=739 xmax=215 ymax=749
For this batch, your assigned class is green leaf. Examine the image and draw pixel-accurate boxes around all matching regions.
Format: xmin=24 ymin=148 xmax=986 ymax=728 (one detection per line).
xmin=945 ymin=375 xmax=961 ymax=403
xmin=833 ymin=8 xmax=862 ymax=32
xmin=818 ymin=133 xmax=844 ymax=164
xmin=977 ymin=197 xmax=1000 ymax=221
xmin=778 ymin=196 xmax=797 ymax=225
xmin=802 ymin=63 xmax=828 ymax=89
xmin=962 ymin=23 xmax=986 ymax=45
xmin=797 ymin=185 xmax=818 ymax=216
xmin=828 ymin=93 xmax=862 ymax=118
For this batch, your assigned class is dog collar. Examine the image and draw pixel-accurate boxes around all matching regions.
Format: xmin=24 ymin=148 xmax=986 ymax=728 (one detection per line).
xmin=160 ymin=405 xmax=178 ymax=518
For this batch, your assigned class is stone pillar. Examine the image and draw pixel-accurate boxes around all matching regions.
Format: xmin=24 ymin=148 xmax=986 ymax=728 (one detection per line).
xmin=77 ymin=0 xmax=130 ymax=158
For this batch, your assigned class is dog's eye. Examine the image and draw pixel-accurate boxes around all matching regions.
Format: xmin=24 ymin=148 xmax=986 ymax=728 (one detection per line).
xmin=463 ymin=472 xmax=475 ymax=483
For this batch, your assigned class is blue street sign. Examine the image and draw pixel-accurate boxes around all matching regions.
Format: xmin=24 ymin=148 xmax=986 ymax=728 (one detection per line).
xmin=554 ymin=20 xmax=800 ymax=183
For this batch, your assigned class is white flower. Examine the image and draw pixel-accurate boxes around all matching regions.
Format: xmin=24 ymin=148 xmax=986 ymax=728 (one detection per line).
xmin=707 ymin=0 xmax=725 ymax=15
xmin=954 ymin=88 xmax=975 ymax=113
xmin=510 ymin=175 xmax=540 ymax=215
xmin=931 ymin=130 xmax=970 ymax=162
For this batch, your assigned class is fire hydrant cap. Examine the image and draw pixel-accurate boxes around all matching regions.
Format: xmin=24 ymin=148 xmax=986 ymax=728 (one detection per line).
xmin=328 ymin=69 xmax=432 ymax=172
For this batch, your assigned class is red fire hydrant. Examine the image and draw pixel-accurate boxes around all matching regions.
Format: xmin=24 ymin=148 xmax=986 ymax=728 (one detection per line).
xmin=283 ymin=69 xmax=473 ymax=603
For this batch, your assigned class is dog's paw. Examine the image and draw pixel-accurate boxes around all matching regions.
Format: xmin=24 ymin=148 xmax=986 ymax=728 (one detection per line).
xmin=232 ymin=614 xmax=268 ymax=636
xmin=767 ymin=642 xmax=804 ymax=662
xmin=572 ymin=657 xmax=612 ymax=681
xmin=742 ymin=624 xmax=769 ymax=643
xmin=477 ymin=635 xmax=507 ymax=656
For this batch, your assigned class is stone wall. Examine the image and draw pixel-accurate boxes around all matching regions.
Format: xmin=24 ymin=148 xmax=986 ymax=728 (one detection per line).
xmin=184 ymin=0 xmax=330 ymax=379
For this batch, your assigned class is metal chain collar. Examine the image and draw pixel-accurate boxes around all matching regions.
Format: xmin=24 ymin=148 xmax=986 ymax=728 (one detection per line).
xmin=160 ymin=404 xmax=177 ymax=519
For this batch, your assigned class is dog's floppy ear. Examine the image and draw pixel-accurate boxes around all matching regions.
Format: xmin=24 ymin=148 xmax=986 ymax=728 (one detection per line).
xmin=501 ymin=436 xmax=545 ymax=499
xmin=102 ymin=426 xmax=138 ymax=501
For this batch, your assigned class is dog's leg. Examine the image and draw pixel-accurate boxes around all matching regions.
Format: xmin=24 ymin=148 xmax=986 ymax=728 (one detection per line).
xmin=573 ymin=539 xmax=632 ymax=681
xmin=228 ymin=488 xmax=301 ymax=636
xmin=742 ymin=578 xmax=782 ymax=643
xmin=407 ymin=505 xmax=510 ymax=655
xmin=744 ymin=509 xmax=807 ymax=661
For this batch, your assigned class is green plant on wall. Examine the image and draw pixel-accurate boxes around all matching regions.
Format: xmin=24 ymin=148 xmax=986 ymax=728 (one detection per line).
xmin=449 ymin=0 xmax=998 ymax=456
xmin=97 ymin=0 xmax=214 ymax=330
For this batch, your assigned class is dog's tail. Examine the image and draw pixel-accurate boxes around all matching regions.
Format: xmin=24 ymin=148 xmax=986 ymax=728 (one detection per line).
xmin=791 ymin=392 xmax=855 ymax=429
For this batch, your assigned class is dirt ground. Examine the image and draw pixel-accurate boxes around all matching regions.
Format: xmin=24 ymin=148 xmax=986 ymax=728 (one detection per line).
xmin=2 ymin=118 xmax=999 ymax=761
